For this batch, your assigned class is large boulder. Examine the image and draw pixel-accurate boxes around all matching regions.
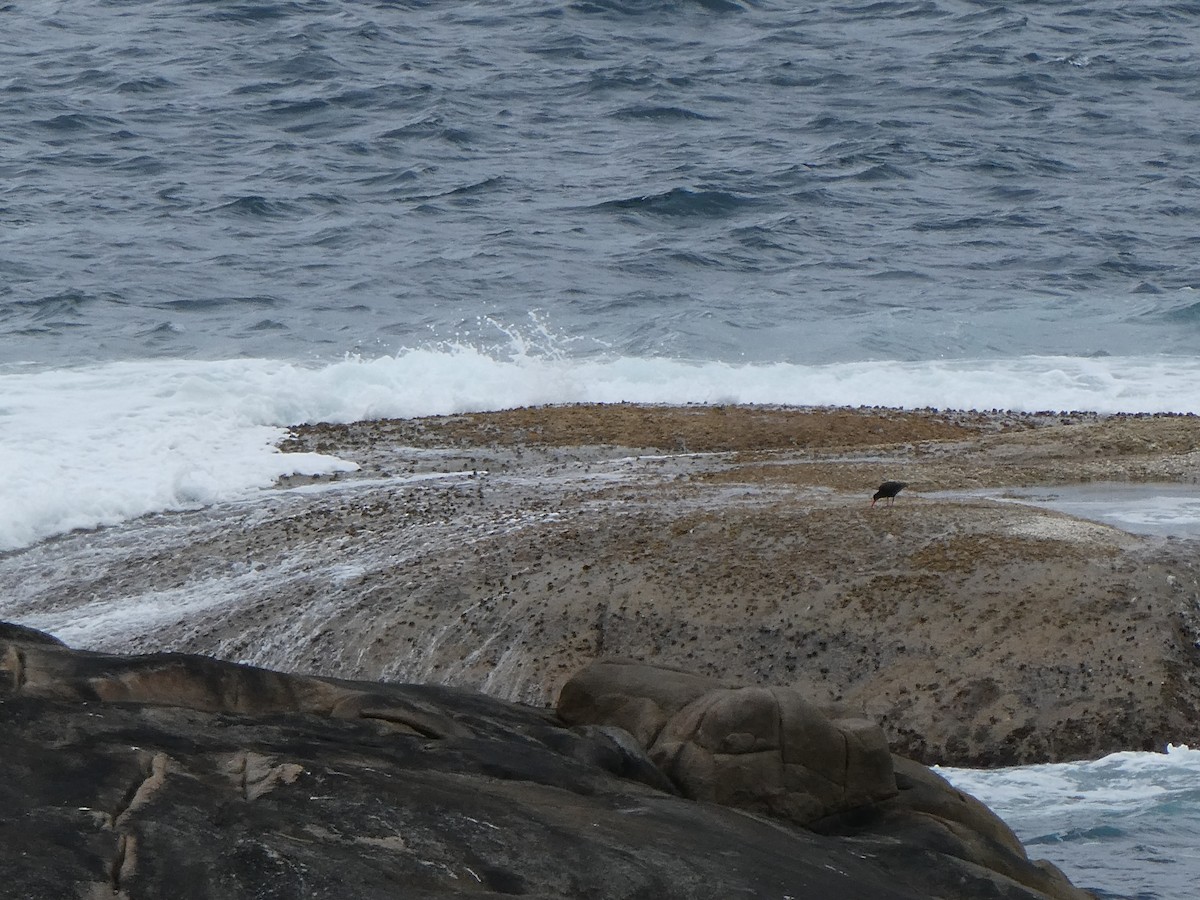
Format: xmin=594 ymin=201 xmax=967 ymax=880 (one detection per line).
xmin=556 ymin=658 xmax=721 ymax=744
xmin=559 ymin=659 xmax=896 ymax=824
xmin=649 ymin=685 xmax=897 ymax=824
xmin=558 ymin=659 xmax=1093 ymax=900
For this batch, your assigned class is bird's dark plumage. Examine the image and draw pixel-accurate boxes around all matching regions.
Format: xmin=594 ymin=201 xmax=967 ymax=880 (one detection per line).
xmin=871 ymin=481 xmax=907 ymax=507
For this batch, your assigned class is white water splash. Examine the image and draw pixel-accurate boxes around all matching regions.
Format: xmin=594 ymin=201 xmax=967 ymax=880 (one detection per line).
xmin=3 ymin=350 xmax=1200 ymax=551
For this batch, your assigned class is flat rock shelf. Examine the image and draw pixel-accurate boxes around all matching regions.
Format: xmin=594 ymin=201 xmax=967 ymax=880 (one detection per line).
xmin=5 ymin=405 xmax=1200 ymax=767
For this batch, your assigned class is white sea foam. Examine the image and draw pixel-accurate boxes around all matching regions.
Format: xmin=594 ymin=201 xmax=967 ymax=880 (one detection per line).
xmin=939 ymin=745 xmax=1200 ymax=817
xmin=3 ymin=351 xmax=1200 ymax=552
xmin=940 ymin=746 xmax=1200 ymax=899
xmin=0 ymin=360 xmax=357 ymax=552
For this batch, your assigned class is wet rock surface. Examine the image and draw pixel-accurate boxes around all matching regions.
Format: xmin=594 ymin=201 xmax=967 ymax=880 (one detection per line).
xmin=3 ymin=405 xmax=1200 ymax=766
xmin=1 ymin=624 xmax=1090 ymax=900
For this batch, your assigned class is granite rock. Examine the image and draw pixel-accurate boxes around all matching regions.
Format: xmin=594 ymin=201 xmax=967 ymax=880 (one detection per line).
xmin=558 ymin=659 xmax=1092 ymax=900
xmin=1 ymin=624 xmax=1091 ymax=900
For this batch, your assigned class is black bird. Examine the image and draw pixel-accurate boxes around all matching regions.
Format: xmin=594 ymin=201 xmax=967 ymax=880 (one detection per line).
xmin=871 ymin=481 xmax=907 ymax=507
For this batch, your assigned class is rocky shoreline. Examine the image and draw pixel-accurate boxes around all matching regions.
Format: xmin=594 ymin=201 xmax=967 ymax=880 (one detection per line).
xmin=6 ymin=405 xmax=1200 ymax=769
xmin=276 ymin=404 xmax=1200 ymax=765
xmin=6 ymin=403 xmax=1200 ymax=898
xmin=1 ymin=622 xmax=1091 ymax=899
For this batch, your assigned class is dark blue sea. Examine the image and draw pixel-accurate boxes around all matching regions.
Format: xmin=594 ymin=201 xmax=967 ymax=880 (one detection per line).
xmin=5 ymin=0 xmax=1200 ymax=366
xmin=4 ymin=3 xmax=1200 ymax=896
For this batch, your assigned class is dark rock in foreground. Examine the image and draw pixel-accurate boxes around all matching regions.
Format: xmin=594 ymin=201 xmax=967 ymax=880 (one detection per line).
xmin=1 ymin=623 xmax=1090 ymax=899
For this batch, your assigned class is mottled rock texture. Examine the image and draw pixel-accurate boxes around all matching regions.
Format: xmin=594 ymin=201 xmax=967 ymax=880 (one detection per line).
xmin=5 ymin=406 xmax=1200 ymax=768
xmin=559 ymin=659 xmax=1090 ymax=900
xmin=1 ymin=624 xmax=1091 ymax=900
xmin=560 ymin=660 xmax=898 ymax=825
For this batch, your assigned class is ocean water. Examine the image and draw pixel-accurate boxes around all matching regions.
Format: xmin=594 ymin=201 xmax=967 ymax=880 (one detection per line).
xmin=3 ymin=1 xmax=1200 ymax=896
xmin=987 ymin=482 xmax=1200 ymax=537
xmin=941 ymin=745 xmax=1200 ymax=900
xmin=5 ymin=0 xmax=1200 ymax=367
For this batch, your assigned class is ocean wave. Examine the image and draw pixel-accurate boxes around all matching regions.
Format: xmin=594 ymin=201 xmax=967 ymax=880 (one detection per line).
xmin=15 ymin=291 xmax=104 ymax=320
xmin=591 ymin=187 xmax=756 ymax=218
xmin=33 ymin=113 xmax=122 ymax=133
xmin=3 ymin=349 xmax=1200 ymax=552
xmin=1163 ymin=301 xmax=1200 ymax=324
xmin=153 ymin=295 xmax=281 ymax=311
xmin=940 ymin=745 xmax=1200 ymax=899
xmin=208 ymin=195 xmax=301 ymax=218
xmin=571 ymin=0 xmax=747 ymax=15
xmin=201 ymin=3 xmax=295 ymax=23
xmin=611 ymin=104 xmax=717 ymax=121
xmin=836 ymin=1 xmax=940 ymax=19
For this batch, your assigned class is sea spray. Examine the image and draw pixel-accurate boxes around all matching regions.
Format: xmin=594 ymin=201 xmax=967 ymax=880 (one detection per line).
xmin=5 ymin=350 xmax=1200 ymax=551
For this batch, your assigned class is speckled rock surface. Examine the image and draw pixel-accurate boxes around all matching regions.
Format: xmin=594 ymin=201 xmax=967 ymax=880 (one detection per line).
xmin=4 ymin=405 xmax=1200 ymax=766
